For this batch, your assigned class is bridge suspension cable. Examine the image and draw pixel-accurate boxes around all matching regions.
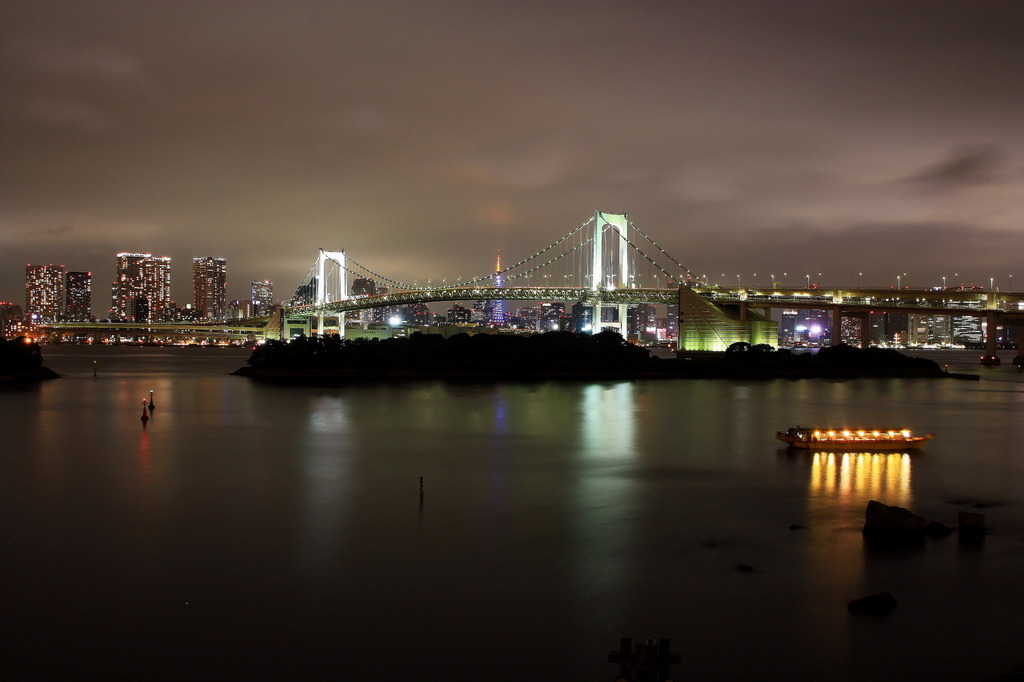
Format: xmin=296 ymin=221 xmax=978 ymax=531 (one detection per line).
xmin=626 ymin=220 xmax=698 ymax=281
xmin=288 ymin=212 xmax=695 ymax=306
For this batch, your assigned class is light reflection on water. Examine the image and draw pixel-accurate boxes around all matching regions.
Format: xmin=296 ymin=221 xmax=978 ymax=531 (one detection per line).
xmin=575 ymin=383 xmax=637 ymax=601
xmin=809 ymin=452 xmax=913 ymax=509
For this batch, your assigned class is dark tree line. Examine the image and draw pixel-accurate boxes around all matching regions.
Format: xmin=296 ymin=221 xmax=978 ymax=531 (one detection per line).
xmin=241 ymin=331 xmax=945 ymax=380
xmin=245 ymin=330 xmax=656 ymax=377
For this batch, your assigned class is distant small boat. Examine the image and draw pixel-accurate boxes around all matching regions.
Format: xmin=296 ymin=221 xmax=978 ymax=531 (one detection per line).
xmin=979 ymin=355 xmax=1001 ymax=366
xmin=776 ymin=427 xmax=933 ymax=450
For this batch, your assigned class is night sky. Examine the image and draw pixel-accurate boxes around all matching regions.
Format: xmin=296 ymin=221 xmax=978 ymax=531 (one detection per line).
xmin=3 ymin=1 xmax=1023 ymax=310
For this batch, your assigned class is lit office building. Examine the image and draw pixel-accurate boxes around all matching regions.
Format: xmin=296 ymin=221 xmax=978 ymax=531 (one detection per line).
xmin=514 ymin=305 xmax=540 ymax=330
xmin=570 ymin=302 xmax=593 ymax=333
xmin=351 ymin=277 xmax=377 ymax=323
xmin=779 ymin=310 xmax=799 ymax=345
xmin=664 ymin=303 xmax=679 ymax=340
xmin=111 ymin=253 xmax=173 ymax=322
xmin=948 ymin=300 xmax=983 ymax=346
xmin=446 ymin=304 xmax=471 ymax=324
xmin=227 ymin=299 xmax=254 ymax=320
xmin=907 ymin=314 xmax=952 ymax=346
xmin=192 ymin=257 xmax=227 ymax=321
xmin=25 ymin=264 xmax=65 ymax=324
xmin=626 ymin=303 xmax=657 ymax=337
xmin=952 ymin=315 xmax=983 ymax=346
xmin=251 ymin=280 xmax=274 ymax=313
xmin=541 ymin=302 xmax=568 ymax=332
xmin=1 ymin=302 xmax=25 ymax=339
xmin=839 ymin=317 xmax=863 ymax=346
xmin=64 ymin=271 xmax=92 ymax=322
xmin=402 ymin=303 xmax=430 ymax=325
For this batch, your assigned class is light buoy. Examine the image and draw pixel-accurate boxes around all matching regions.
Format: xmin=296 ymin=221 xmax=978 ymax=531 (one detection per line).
xmin=148 ymin=390 xmax=155 ymax=411
xmin=141 ymin=399 xmax=150 ymax=423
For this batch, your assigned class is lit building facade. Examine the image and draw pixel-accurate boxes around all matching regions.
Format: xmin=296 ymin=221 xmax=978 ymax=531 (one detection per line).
xmin=1 ymin=302 xmax=25 ymax=339
xmin=25 ymin=264 xmax=65 ymax=324
xmin=446 ymin=304 xmax=471 ymax=324
xmin=251 ymin=280 xmax=274 ymax=313
xmin=64 ymin=271 xmax=92 ymax=322
xmin=403 ymin=303 xmax=430 ymax=325
xmin=570 ymin=302 xmax=593 ymax=333
xmin=192 ymin=257 xmax=228 ymax=321
xmin=350 ymin=277 xmax=376 ymax=323
xmin=111 ymin=253 xmax=173 ymax=322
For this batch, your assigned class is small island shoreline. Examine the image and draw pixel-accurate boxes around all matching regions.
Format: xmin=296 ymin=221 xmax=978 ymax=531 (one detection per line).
xmin=0 ymin=338 xmax=61 ymax=384
xmin=231 ymin=331 xmax=975 ymax=385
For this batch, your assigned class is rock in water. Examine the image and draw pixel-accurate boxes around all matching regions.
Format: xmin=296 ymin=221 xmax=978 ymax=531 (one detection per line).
xmin=848 ymin=592 xmax=898 ymax=614
xmin=863 ymin=500 xmax=927 ymax=536
xmin=958 ymin=511 xmax=987 ymax=539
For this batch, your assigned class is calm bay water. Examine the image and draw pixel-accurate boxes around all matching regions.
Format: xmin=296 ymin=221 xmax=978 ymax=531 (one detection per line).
xmin=2 ymin=346 xmax=1022 ymax=680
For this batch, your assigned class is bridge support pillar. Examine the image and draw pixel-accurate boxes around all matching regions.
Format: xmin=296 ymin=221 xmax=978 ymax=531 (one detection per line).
xmin=985 ymin=310 xmax=999 ymax=355
xmin=831 ymin=305 xmax=843 ymax=346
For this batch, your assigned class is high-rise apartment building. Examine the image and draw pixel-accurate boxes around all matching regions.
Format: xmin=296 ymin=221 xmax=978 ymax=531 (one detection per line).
xmin=192 ymin=257 xmax=227 ymax=321
xmin=25 ymin=264 xmax=66 ymax=324
xmin=250 ymin=280 xmax=274 ymax=314
xmin=64 ymin=271 xmax=92 ymax=322
xmin=111 ymin=253 xmax=173 ymax=322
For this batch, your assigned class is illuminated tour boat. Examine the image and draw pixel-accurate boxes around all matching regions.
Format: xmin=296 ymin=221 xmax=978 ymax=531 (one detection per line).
xmin=776 ymin=427 xmax=934 ymax=450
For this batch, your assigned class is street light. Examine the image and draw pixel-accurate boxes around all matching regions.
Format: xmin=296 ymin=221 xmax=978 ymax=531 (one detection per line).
xmin=805 ymin=274 xmax=810 ymax=288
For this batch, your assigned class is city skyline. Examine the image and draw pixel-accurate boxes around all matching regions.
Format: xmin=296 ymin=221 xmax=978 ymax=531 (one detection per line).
xmin=3 ymin=2 xmax=1024 ymax=307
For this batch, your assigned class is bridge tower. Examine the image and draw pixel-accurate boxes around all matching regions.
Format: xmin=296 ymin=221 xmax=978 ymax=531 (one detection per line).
xmin=592 ymin=211 xmax=631 ymax=334
xmin=316 ymin=249 xmax=347 ymax=335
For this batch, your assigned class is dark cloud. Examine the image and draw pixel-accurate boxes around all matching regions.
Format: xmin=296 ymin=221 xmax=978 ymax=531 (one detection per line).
xmin=909 ymin=146 xmax=1005 ymax=188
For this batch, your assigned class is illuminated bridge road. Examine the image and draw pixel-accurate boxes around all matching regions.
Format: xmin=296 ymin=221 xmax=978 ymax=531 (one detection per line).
xmin=289 ymin=285 xmax=679 ymax=317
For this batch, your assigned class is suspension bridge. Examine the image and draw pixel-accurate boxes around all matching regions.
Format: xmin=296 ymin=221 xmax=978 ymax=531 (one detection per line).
xmin=279 ymin=209 xmax=1023 ymax=353
xmin=286 ymin=211 xmax=688 ymax=327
